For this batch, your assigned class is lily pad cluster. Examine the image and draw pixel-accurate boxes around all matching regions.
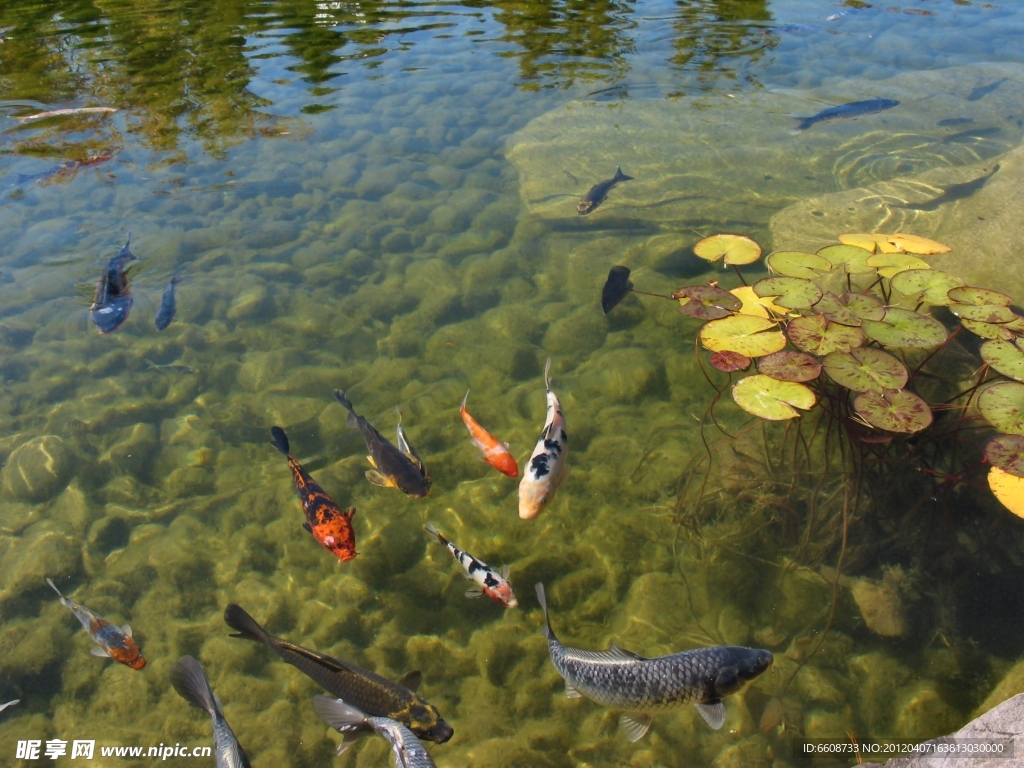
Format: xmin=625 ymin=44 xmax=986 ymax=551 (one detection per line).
xmin=672 ymin=232 xmax=1024 ymax=520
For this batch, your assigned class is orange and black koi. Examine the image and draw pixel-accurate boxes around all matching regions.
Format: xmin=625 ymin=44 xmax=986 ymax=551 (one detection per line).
xmin=270 ymin=426 xmax=357 ymax=563
xmin=47 ymin=577 xmax=145 ymax=670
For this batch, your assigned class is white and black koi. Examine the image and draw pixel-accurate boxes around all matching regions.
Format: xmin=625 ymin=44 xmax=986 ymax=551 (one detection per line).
xmin=424 ymin=524 xmax=517 ymax=608
xmin=518 ymin=358 xmax=568 ymax=520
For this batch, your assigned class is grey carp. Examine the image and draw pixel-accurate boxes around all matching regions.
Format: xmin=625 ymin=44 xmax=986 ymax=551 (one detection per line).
xmin=535 ymin=582 xmax=772 ymax=741
xmin=313 ymin=695 xmax=437 ymax=767
xmin=790 ymin=98 xmax=898 ymax=133
xmin=154 ymin=275 xmax=180 ymax=331
xmin=170 ymin=656 xmax=252 ymax=768
xmin=577 ymin=166 xmax=633 ymax=215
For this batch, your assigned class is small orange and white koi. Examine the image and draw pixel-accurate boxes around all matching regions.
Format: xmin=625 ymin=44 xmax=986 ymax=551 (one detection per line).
xmin=47 ymin=578 xmax=146 ymax=670
xmin=460 ymin=390 xmax=518 ymax=478
xmin=518 ymin=358 xmax=569 ymax=520
xmin=424 ymin=525 xmax=517 ymax=608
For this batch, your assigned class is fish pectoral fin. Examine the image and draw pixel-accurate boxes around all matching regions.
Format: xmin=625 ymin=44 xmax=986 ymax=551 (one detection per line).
xmin=121 ymin=624 xmax=132 ymax=638
xmin=465 ymin=586 xmax=485 ymax=599
xmin=365 ymin=470 xmax=392 ymax=487
xmin=607 ymin=642 xmax=646 ymax=661
xmin=499 ymin=565 xmax=510 ymax=580
xmin=337 ymin=730 xmax=369 ymax=756
xmin=397 ymin=670 xmax=423 ymax=692
xmin=366 ymin=455 xmax=378 ymax=469
xmin=302 ymin=521 xmax=313 ymax=534
xmin=90 ymin=646 xmax=111 ymax=658
xmin=619 ymin=713 xmax=654 ymax=742
xmin=695 ymin=701 xmax=726 ymax=730
xmin=564 ymin=681 xmax=582 ymax=699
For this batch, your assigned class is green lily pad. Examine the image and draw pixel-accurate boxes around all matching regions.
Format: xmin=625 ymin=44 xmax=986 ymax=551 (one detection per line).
xmin=693 ymin=234 xmax=763 ymax=266
xmin=757 ymin=351 xmax=822 ymax=383
xmin=732 ymin=374 xmax=817 ymax=420
xmin=710 ymin=350 xmax=752 ymax=372
xmin=814 ymin=292 xmax=885 ymax=327
xmin=866 ymin=252 xmax=930 ymax=278
xmin=817 ymin=244 xmax=875 ymax=275
xmin=700 ymin=314 xmax=787 ymax=358
xmin=822 ymin=348 xmax=908 ymax=393
xmin=787 ymin=314 xmax=865 ymax=356
xmin=861 ymin=307 xmax=947 ymax=349
xmin=978 ymin=382 xmax=1024 ymax=435
xmin=853 ymin=389 xmax=933 ymax=433
xmin=766 ymin=250 xmax=832 ymax=279
xmin=674 ymin=285 xmax=743 ymax=320
xmin=1003 ymin=315 xmax=1024 ymax=334
xmin=986 ymin=434 xmax=1024 ymax=478
xmin=889 ymin=269 xmax=964 ymax=306
xmin=752 ymin=276 xmax=823 ymax=310
xmin=948 ymin=303 xmax=1017 ymax=324
xmin=981 ymin=340 xmax=1024 ymax=382
xmin=947 ymin=286 xmax=1012 ymax=306
xmin=960 ymin=318 xmax=1016 ymax=341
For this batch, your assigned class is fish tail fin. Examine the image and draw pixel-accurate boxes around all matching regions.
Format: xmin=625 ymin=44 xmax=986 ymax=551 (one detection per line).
xmin=45 ymin=577 xmax=65 ymax=601
xmin=535 ymin=582 xmax=554 ymax=640
xmin=169 ymin=656 xmax=222 ymax=720
xmin=224 ymin=603 xmax=272 ymax=644
xmin=269 ymin=426 xmax=290 ymax=455
xmin=333 ymin=389 xmax=360 ymax=428
xmin=788 ymin=118 xmax=809 ymax=135
xmin=543 ymin=357 xmax=553 ymax=392
xmin=460 ymin=389 xmax=470 ymax=412
xmin=424 ymin=523 xmax=446 ymax=545
xmin=615 ymin=166 xmax=634 ymax=182
xmin=311 ymin=694 xmax=368 ymax=731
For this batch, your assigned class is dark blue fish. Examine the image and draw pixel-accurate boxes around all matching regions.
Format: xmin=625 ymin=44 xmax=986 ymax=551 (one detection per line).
xmin=154 ymin=275 xmax=180 ymax=331
xmin=578 ymin=167 xmax=634 ymax=215
xmin=790 ymin=98 xmax=899 ymax=133
xmin=937 ymin=117 xmax=973 ymax=127
xmin=90 ymin=232 xmax=136 ymax=334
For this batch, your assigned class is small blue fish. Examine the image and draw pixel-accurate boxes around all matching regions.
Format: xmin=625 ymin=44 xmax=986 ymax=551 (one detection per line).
xmin=790 ymin=98 xmax=899 ymax=134
xmin=154 ymin=275 xmax=180 ymax=331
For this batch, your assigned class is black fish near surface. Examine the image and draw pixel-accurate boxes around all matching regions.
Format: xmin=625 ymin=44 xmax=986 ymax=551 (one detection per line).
xmin=154 ymin=275 xmax=180 ymax=331
xmin=899 ymin=164 xmax=1000 ymax=212
xmin=601 ymin=266 xmax=633 ymax=315
xmin=224 ymin=604 xmax=453 ymax=744
xmin=90 ymin=232 xmax=136 ymax=334
xmin=789 ymin=98 xmax=899 ymax=133
xmin=578 ymin=166 xmax=633 ymax=215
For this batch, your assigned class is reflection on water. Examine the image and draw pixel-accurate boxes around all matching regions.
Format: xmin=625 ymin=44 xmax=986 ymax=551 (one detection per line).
xmin=1 ymin=0 xmax=1024 ymax=766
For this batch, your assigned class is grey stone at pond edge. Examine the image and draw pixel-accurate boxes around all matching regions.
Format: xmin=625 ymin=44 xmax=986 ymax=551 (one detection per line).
xmin=1 ymin=436 xmax=74 ymax=502
xmin=860 ymin=693 xmax=1024 ymax=768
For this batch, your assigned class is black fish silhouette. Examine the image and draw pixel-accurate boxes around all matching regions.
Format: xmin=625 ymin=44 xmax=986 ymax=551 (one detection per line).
xmin=602 ymin=266 xmax=633 ymax=315
xmin=790 ymin=98 xmax=898 ymax=133
xmin=900 ymin=165 xmax=1000 ymax=212
xmin=90 ymin=232 xmax=136 ymax=334
xmin=154 ymin=276 xmax=180 ymax=331
xmin=578 ymin=167 xmax=633 ymax=215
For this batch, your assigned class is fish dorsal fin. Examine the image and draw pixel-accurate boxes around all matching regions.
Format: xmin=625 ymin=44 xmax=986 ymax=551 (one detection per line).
xmin=695 ymin=701 xmax=726 ymax=730
xmin=122 ymin=624 xmax=132 ymax=637
xmin=91 ymin=646 xmax=111 ymax=658
xmin=398 ymin=670 xmax=423 ymax=692
xmin=619 ymin=713 xmax=653 ymax=742
xmin=564 ymin=680 xmax=582 ymax=699
xmin=606 ymin=642 xmax=646 ymax=661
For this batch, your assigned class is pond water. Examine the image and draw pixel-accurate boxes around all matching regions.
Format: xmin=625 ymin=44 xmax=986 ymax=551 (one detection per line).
xmin=2 ymin=0 xmax=1024 ymax=766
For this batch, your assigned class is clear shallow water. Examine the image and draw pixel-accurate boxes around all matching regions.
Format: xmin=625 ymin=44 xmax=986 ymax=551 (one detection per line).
xmin=2 ymin=1 xmax=1024 ymax=766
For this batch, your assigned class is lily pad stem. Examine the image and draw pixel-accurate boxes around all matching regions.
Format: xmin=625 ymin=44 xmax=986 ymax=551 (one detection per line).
xmin=629 ymin=288 xmax=674 ymax=301
xmin=732 ymin=264 xmax=748 ymax=287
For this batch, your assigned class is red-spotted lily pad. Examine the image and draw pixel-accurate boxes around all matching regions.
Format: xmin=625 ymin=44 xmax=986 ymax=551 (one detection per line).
xmin=693 ymin=234 xmax=762 ymax=266
xmin=986 ymin=434 xmax=1024 ymax=478
xmin=766 ymin=250 xmax=831 ymax=279
xmin=822 ymin=348 xmax=908 ymax=393
xmin=815 ymin=292 xmax=885 ymax=326
xmin=981 ymin=340 xmax=1024 ymax=382
xmin=889 ymin=269 xmax=964 ymax=306
xmin=787 ymin=314 xmax=865 ymax=356
xmin=817 ymin=244 xmax=875 ymax=275
xmin=978 ymin=382 xmax=1024 ymax=435
xmin=757 ymin=351 xmax=822 ymax=383
xmin=988 ymin=466 xmax=1024 ymax=519
xmin=948 ymin=286 xmax=1013 ymax=306
xmin=866 ymin=252 xmax=929 ymax=278
xmin=732 ymin=374 xmax=816 ymax=420
xmin=853 ymin=389 xmax=933 ymax=433
xmin=861 ymin=308 xmax=947 ymax=349
xmin=700 ymin=315 xmax=787 ymax=358
xmin=948 ymin=302 xmax=1017 ymax=324
xmin=710 ymin=351 xmax=752 ymax=372
xmin=961 ymin=318 xmax=1016 ymax=341
xmin=752 ymin=276 xmax=823 ymax=309
xmin=674 ymin=285 xmax=743 ymax=320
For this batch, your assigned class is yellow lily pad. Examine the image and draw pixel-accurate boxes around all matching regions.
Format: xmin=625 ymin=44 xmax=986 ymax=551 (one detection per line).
xmin=693 ymin=234 xmax=763 ymax=266
xmin=839 ymin=233 xmax=951 ymax=255
xmin=866 ymin=252 xmax=930 ymax=278
xmin=729 ymin=286 xmax=789 ymax=318
xmin=732 ymin=374 xmax=816 ymax=421
xmin=700 ymin=314 xmax=787 ymax=358
xmin=988 ymin=465 xmax=1024 ymax=519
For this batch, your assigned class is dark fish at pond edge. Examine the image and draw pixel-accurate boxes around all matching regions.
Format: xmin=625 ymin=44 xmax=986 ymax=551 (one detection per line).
xmin=170 ymin=656 xmax=252 ymax=768
xmin=145 ymin=359 xmax=196 ymax=374
xmin=154 ymin=275 xmax=181 ymax=330
xmin=333 ymin=390 xmax=431 ymax=498
xmin=940 ymin=126 xmax=1002 ymax=144
xmin=602 ymin=266 xmax=633 ymax=314
xmin=936 ymin=117 xmax=973 ymax=127
xmin=223 ymin=604 xmax=453 ymax=744
xmin=535 ymin=582 xmax=772 ymax=741
xmin=898 ymin=164 xmax=1000 ymax=212
xmin=967 ymin=78 xmax=1007 ymax=102
xmin=789 ymin=98 xmax=899 ymax=133
xmin=578 ymin=166 xmax=634 ymax=215
xmin=313 ymin=697 xmax=438 ymax=766
xmin=90 ymin=232 xmax=136 ymax=334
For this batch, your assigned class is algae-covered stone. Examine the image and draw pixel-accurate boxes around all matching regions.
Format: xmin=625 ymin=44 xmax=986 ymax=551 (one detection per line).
xmin=849 ymin=652 xmax=913 ymax=734
xmin=542 ymin=309 xmax=608 ymax=361
xmin=975 ymin=657 xmax=1024 ymax=718
xmin=1 ymin=435 xmax=74 ymax=502
xmin=0 ymin=521 xmax=81 ymax=612
xmin=99 ymin=422 xmax=159 ymax=480
xmin=894 ymin=680 xmax=961 ymax=741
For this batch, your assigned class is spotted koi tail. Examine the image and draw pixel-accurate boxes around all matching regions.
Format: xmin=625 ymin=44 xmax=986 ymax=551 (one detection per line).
xmin=270 ymin=426 xmax=290 ymax=455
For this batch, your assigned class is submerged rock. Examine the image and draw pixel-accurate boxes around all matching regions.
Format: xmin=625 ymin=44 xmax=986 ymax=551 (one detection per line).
xmin=1 ymin=435 xmax=75 ymax=502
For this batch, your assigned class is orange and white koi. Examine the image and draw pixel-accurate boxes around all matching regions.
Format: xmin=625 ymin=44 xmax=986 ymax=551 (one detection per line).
xmin=518 ymin=358 xmax=569 ymax=520
xmin=460 ymin=390 xmax=518 ymax=478
xmin=47 ymin=578 xmax=146 ymax=670
xmin=424 ymin=525 xmax=517 ymax=608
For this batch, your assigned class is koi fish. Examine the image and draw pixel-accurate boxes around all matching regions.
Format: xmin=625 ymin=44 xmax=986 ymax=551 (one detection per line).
xmin=90 ymin=231 xmax=136 ymax=334
xmin=269 ymin=426 xmax=357 ymax=563
xmin=518 ymin=358 xmax=568 ymax=520
xmin=333 ymin=390 xmax=431 ymax=498
xmin=47 ymin=578 xmax=145 ymax=669
xmin=170 ymin=656 xmax=252 ymax=768
xmin=0 ymin=700 xmax=19 ymax=715
xmin=424 ymin=524 xmax=517 ymax=608
xmin=459 ymin=390 xmax=517 ymax=478
xmin=313 ymin=696 xmax=437 ymax=767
